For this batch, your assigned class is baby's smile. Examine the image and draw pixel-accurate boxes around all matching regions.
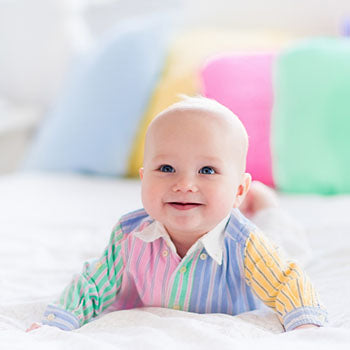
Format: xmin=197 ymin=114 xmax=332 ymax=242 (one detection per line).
xmin=166 ymin=201 xmax=203 ymax=211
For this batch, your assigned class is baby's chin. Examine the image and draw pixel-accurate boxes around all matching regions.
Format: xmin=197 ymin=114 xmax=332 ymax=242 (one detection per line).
xmin=163 ymin=219 xmax=218 ymax=239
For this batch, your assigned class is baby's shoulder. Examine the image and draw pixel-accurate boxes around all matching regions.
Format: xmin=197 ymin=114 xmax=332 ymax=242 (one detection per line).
xmin=225 ymin=209 xmax=259 ymax=246
xmin=118 ymin=208 xmax=153 ymax=234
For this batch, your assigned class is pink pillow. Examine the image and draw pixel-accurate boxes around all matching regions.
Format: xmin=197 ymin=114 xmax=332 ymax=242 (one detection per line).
xmin=200 ymin=53 xmax=275 ymax=186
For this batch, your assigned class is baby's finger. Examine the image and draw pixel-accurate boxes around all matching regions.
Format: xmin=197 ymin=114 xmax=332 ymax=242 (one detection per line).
xmin=26 ymin=322 xmax=42 ymax=332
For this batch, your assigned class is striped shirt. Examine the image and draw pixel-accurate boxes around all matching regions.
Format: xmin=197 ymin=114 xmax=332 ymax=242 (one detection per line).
xmin=42 ymin=208 xmax=327 ymax=331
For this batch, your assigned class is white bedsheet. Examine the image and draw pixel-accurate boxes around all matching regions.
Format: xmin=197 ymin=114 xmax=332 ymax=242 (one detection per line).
xmin=1 ymin=173 xmax=350 ymax=349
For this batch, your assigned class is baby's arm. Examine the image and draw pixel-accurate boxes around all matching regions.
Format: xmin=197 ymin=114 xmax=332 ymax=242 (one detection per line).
xmin=243 ymin=230 xmax=327 ymax=331
xmin=240 ymin=182 xmax=325 ymax=330
xmin=30 ymin=222 xmax=126 ymax=331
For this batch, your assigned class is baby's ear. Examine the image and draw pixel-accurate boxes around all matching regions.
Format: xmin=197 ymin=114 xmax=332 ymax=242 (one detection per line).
xmin=139 ymin=167 xmax=144 ymax=180
xmin=233 ymin=173 xmax=251 ymax=208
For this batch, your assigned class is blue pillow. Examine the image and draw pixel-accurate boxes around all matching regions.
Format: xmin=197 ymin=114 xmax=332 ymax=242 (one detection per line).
xmin=23 ymin=15 xmax=172 ymax=176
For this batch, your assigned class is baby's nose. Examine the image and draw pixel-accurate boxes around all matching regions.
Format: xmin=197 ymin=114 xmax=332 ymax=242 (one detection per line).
xmin=172 ymin=175 xmax=198 ymax=193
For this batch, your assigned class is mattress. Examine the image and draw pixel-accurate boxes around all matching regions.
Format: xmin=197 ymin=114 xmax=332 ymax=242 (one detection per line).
xmin=1 ymin=173 xmax=349 ymax=349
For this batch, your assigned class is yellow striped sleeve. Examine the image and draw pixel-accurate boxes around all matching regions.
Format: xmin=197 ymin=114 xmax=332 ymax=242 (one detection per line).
xmin=244 ymin=230 xmax=328 ymax=331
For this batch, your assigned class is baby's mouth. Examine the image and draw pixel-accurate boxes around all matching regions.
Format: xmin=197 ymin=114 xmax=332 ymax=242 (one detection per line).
xmin=167 ymin=202 xmax=202 ymax=211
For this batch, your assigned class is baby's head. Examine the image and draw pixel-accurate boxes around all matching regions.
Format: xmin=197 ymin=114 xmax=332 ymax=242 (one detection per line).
xmin=139 ymin=96 xmax=251 ymax=240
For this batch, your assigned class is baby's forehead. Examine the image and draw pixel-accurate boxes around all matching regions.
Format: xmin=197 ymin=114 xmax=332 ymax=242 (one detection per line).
xmin=152 ymin=104 xmax=237 ymax=131
xmin=148 ymin=106 xmax=246 ymax=150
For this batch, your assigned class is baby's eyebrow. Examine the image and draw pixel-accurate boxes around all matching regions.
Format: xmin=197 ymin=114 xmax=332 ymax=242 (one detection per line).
xmin=151 ymin=154 xmax=172 ymax=162
xmin=152 ymin=155 xmax=222 ymax=163
xmin=196 ymin=156 xmax=224 ymax=166
xmin=199 ymin=156 xmax=222 ymax=163
xmin=150 ymin=154 xmax=225 ymax=169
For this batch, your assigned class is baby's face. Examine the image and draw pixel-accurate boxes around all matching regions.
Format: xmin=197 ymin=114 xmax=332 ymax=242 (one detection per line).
xmin=140 ymin=107 xmax=250 ymax=240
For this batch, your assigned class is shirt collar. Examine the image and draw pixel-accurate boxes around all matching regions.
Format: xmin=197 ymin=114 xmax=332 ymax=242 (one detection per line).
xmin=134 ymin=214 xmax=230 ymax=265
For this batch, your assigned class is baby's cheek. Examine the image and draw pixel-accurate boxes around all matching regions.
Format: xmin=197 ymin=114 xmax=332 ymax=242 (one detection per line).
xmin=141 ymin=185 xmax=155 ymax=214
xmin=208 ymin=187 xmax=235 ymax=217
xmin=142 ymin=185 xmax=165 ymax=220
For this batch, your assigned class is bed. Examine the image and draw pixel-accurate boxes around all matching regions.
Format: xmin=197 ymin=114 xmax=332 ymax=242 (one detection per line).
xmin=1 ymin=172 xmax=349 ymax=349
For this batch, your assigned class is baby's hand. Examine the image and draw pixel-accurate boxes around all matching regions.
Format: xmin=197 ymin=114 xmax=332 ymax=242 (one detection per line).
xmin=293 ymin=324 xmax=319 ymax=330
xmin=26 ymin=322 xmax=42 ymax=332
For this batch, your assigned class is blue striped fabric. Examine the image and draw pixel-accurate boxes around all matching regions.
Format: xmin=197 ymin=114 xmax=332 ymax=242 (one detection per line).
xmin=188 ymin=210 xmax=261 ymax=315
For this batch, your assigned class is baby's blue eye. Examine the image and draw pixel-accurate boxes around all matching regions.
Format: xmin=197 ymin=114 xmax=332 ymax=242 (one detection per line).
xmin=199 ymin=166 xmax=215 ymax=175
xmin=159 ymin=164 xmax=175 ymax=173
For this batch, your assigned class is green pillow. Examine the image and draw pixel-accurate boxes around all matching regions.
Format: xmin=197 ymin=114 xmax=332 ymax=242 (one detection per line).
xmin=273 ymin=38 xmax=350 ymax=194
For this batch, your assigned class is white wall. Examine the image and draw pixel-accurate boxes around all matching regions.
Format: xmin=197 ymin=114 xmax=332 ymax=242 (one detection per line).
xmin=182 ymin=0 xmax=350 ymax=35
xmin=1 ymin=0 xmax=349 ymax=107
xmin=82 ymin=0 xmax=350 ymax=38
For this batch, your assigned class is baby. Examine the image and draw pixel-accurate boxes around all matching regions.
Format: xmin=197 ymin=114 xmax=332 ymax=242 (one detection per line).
xmin=28 ymin=96 xmax=327 ymax=332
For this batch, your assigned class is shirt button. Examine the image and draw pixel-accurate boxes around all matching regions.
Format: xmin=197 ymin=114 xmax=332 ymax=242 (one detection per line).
xmin=173 ymin=305 xmax=180 ymax=310
xmin=200 ymin=253 xmax=207 ymax=260
xmin=162 ymin=250 xmax=169 ymax=257
xmin=180 ymin=266 xmax=187 ymax=273
xmin=96 ymin=262 xmax=102 ymax=269
xmin=47 ymin=313 xmax=56 ymax=321
xmin=266 ymin=259 xmax=274 ymax=268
